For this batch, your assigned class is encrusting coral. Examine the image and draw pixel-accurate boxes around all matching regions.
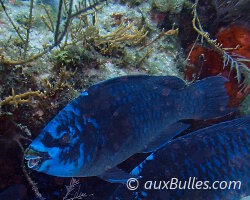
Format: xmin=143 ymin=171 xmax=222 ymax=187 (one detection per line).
xmin=191 ymin=0 xmax=250 ymax=85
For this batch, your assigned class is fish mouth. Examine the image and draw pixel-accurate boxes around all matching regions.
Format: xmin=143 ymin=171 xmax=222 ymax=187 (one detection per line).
xmin=24 ymin=148 xmax=51 ymax=169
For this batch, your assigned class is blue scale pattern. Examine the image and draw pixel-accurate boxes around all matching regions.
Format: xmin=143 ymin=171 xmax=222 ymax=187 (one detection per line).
xmin=111 ymin=117 xmax=250 ymax=200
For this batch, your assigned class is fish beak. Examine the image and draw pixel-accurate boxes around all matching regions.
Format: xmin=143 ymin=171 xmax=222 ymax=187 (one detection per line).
xmin=24 ymin=148 xmax=45 ymax=169
xmin=26 ymin=156 xmax=42 ymax=169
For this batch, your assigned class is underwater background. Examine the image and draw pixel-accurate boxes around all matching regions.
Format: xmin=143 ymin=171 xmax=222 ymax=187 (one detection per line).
xmin=0 ymin=0 xmax=249 ymax=199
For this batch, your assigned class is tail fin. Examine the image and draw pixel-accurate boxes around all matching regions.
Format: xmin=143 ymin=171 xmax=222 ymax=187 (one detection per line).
xmin=185 ymin=76 xmax=234 ymax=120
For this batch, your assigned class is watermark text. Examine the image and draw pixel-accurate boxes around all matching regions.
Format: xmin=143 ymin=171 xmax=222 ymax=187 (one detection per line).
xmin=126 ymin=177 xmax=241 ymax=191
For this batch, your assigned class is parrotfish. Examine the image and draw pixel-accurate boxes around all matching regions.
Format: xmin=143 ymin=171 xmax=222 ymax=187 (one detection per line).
xmin=24 ymin=75 xmax=232 ymax=182
xmin=111 ymin=116 xmax=250 ymax=200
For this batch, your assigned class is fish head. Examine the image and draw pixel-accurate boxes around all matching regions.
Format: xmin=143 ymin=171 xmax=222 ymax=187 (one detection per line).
xmin=24 ymin=100 xmax=91 ymax=177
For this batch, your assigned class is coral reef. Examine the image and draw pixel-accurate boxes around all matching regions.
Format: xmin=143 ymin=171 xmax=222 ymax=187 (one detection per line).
xmin=0 ymin=0 xmax=107 ymax=65
xmin=0 ymin=0 xmax=185 ymax=199
xmin=185 ymin=0 xmax=250 ymax=107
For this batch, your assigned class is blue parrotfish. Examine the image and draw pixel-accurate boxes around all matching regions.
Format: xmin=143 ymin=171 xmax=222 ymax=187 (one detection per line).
xmin=111 ymin=116 xmax=250 ymax=200
xmin=24 ymin=75 xmax=232 ymax=182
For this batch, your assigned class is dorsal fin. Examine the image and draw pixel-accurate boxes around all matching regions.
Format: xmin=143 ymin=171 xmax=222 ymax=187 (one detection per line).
xmin=88 ymin=75 xmax=187 ymax=95
xmin=141 ymin=121 xmax=190 ymax=153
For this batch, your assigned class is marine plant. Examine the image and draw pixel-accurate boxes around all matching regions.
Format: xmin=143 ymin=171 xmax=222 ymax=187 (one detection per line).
xmin=85 ymin=21 xmax=148 ymax=56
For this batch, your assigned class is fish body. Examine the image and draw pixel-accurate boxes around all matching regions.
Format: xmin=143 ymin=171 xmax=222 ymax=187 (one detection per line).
xmin=24 ymin=75 xmax=231 ymax=181
xmin=111 ymin=116 xmax=250 ymax=200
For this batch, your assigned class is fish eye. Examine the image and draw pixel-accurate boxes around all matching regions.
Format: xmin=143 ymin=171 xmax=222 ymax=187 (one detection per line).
xmin=61 ymin=133 xmax=71 ymax=144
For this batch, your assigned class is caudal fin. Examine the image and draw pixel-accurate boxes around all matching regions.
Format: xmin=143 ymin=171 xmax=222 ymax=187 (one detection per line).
xmin=186 ymin=76 xmax=234 ymax=120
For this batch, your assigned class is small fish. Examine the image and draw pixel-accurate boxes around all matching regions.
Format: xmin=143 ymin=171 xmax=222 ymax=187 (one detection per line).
xmin=24 ymin=75 xmax=231 ymax=182
xmin=111 ymin=116 xmax=250 ymax=200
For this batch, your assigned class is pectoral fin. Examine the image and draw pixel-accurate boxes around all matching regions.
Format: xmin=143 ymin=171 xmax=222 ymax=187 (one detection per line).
xmin=141 ymin=121 xmax=190 ymax=153
xmin=98 ymin=167 xmax=141 ymax=184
